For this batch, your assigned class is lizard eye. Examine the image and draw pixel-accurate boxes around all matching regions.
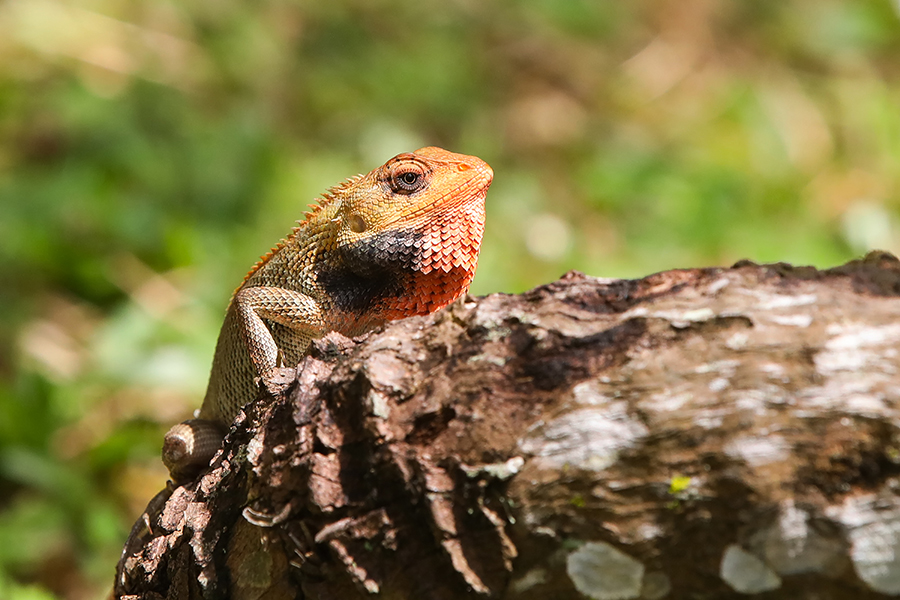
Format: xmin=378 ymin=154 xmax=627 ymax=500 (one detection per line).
xmin=388 ymin=162 xmax=428 ymax=195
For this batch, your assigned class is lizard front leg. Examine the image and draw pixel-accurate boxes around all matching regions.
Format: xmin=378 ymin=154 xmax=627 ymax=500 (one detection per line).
xmin=163 ymin=286 xmax=326 ymax=482
xmin=231 ymin=286 xmax=326 ymax=384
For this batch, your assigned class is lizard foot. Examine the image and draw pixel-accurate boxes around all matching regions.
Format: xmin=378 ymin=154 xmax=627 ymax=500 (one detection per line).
xmin=162 ymin=419 xmax=225 ymax=483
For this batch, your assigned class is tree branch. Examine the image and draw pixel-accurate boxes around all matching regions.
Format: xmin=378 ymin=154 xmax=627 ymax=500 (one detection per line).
xmin=117 ymin=253 xmax=900 ymax=600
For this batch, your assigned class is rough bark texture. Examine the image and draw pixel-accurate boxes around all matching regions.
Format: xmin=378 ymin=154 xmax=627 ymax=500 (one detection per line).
xmin=117 ymin=253 xmax=900 ymax=600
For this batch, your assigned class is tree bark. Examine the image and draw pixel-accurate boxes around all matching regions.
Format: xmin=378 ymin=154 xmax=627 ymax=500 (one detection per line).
xmin=116 ymin=252 xmax=900 ymax=600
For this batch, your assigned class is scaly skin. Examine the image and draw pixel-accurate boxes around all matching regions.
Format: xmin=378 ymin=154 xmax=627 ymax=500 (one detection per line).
xmin=163 ymin=147 xmax=492 ymax=480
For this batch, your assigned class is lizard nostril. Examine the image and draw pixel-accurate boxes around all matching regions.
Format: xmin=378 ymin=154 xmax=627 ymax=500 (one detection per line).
xmin=457 ymin=163 xmax=471 ymax=172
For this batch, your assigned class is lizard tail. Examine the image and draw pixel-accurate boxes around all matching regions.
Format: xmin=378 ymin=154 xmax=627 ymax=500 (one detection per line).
xmin=162 ymin=419 xmax=227 ymax=483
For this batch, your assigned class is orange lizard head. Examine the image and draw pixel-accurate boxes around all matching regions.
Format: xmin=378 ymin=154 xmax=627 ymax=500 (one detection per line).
xmin=318 ymin=147 xmax=493 ymax=327
xmin=335 ymin=146 xmax=492 ymax=240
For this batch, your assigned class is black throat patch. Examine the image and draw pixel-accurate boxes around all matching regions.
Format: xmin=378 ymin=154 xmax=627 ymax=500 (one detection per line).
xmin=316 ymin=228 xmax=424 ymax=313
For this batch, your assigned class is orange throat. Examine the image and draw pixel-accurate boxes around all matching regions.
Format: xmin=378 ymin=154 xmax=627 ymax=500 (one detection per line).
xmin=383 ymin=206 xmax=484 ymax=319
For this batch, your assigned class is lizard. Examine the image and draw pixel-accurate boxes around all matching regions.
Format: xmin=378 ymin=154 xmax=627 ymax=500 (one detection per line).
xmin=162 ymin=146 xmax=493 ymax=481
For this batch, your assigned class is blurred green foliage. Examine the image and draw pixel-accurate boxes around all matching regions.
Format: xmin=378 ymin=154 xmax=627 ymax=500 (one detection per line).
xmin=1 ymin=0 xmax=899 ymax=597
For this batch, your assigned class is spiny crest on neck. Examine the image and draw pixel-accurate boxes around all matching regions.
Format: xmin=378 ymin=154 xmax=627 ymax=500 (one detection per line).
xmin=240 ymin=174 xmax=362 ymax=286
xmin=297 ymin=174 xmax=363 ymax=226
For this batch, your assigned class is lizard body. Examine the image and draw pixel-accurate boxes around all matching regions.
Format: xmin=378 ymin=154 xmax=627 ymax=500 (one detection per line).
xmin=163 ymin=147 xmax=492 ymax=479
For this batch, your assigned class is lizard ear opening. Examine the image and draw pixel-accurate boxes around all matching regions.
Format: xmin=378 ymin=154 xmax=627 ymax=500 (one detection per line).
xmin=348 ymin=214 xmax=367 ymax=233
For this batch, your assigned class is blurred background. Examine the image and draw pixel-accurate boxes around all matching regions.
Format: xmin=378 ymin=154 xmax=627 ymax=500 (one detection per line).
xmin=1 ymin=0 xmax=899 ymax=597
